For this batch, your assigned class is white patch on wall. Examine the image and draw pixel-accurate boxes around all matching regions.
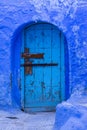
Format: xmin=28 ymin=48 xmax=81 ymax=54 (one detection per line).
xmin=32 ymin=13 xmax=50 ymax=22
xmin=75 ymin=39 xmax=79 ymax=46
xmin=83 ymin=41 xmax=87 ymax=45
xmin=53 ymin=13 xmax=64 ymax=22
xmin=72 ymin=25 xmax=79 ymax=32
xmin=72 ymin=82 xmax=86 ymax=95
xmin=78 ymin=0 xmax=87 ymax=7
xmin=76 ymin=50 xmax=85 ymax=59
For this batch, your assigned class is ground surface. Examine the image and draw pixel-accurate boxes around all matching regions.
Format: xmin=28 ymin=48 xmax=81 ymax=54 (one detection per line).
xmin=0 ymin=109 xmax=55 ymax=130
xmin=1 ymin=89 xmax=87 ymax=130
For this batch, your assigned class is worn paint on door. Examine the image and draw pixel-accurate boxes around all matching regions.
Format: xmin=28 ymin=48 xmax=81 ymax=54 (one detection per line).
xmin=21 ymin=23 xmax=65 ymax=112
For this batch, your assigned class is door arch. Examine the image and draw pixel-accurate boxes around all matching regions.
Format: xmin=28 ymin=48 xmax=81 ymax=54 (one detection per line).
xmin=20 ymin=23 xmax=66 ymax=112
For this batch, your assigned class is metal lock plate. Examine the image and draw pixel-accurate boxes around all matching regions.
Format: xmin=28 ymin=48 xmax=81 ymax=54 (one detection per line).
xmin=24 ymin=62 xmax=32 ymax=75
xmin=24 ymin=48 xmax=32 ymax=75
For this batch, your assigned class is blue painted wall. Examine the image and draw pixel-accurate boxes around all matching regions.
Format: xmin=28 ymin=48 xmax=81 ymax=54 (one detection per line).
xmin=0 ymin=0 xmax=87 ymax=107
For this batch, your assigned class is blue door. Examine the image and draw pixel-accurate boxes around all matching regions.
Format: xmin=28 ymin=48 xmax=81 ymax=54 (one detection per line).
xmin=21 ymin=23 xmax=65 ymax=112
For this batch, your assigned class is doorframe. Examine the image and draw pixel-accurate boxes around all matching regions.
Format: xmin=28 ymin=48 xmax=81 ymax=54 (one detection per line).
xmin=21 ymin=30 xmax=25 ymax=110
xmin=11 ymin=22 xmax=69 ymax=109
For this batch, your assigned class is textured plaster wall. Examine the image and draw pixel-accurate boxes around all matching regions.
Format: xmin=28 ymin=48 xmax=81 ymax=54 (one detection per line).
xmin=0 ymin=0 xmax=87 ymax=106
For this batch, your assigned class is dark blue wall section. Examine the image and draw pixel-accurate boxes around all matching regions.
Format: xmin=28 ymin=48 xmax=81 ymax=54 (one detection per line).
xmin=64 ymin=38 xmax=70 ymax=100
xmin=11 ymin=33 xmax=21 ymax=107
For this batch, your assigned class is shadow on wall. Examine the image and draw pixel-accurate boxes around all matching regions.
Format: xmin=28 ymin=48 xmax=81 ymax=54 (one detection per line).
xmin=11 ymin=21 xmax=70 ymax=108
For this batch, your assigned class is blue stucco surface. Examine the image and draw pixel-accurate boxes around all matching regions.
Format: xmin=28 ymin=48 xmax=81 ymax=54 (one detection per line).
xmin=0 ymin=0 xmax=87 ymax=107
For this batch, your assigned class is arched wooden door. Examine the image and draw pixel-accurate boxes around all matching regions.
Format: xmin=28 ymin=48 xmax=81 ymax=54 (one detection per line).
xmin=21 ymin=23 xmax=65 ymax=112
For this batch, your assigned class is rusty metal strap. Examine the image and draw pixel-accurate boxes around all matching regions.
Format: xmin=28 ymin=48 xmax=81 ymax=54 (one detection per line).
xmin=21 ymin=63 xmax=58 ymax=67
xmin=21 ymin=53 xmax=44 ymax=59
